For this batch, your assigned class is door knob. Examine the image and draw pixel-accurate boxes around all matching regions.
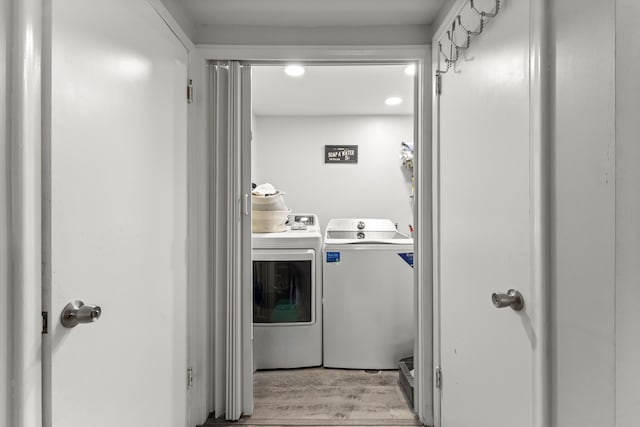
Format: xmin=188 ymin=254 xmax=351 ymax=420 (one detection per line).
xmin=61 ymin=300 xmax=102 ymax=328
xmin=491 ymin=289 xmax=524 ymax=311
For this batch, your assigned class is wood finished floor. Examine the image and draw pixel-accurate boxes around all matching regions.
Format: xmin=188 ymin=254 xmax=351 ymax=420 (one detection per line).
xmin=203 ymin=368 xmax=421 ymax=427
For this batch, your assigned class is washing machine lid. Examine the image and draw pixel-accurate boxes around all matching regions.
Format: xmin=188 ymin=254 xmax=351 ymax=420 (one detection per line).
xmin=326 ymin=218 xmax=396 ymax=232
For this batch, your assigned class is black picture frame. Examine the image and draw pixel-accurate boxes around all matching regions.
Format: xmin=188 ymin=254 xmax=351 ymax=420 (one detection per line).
xmin=324 ymin=145 xmax=358 ymax=164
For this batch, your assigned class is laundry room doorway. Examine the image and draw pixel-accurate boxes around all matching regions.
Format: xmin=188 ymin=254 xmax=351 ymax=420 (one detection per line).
xmin=249 ymin=64 xmax=418 ymax=425
xmin=202 ymin=47 xmax=433 ymax=425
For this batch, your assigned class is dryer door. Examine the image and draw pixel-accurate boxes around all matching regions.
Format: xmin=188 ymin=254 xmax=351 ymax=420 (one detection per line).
xmin=253 ymin=249 xmax=316 ymax=325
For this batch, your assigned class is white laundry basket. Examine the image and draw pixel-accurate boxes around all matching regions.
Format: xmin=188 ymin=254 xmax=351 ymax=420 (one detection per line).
xmin=252 ymin=210 xmax=290 ymax=233
xmin=251 ymin=192 xmax=288 ymax=211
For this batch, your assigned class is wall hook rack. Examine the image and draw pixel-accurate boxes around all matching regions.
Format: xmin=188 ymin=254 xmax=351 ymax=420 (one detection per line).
xmin=470 ymin=0 xmax=500 ymax=18
xmin=456 ymin=14 xmax=484 ymax=37
xmin=437 ymin=42 xmax=455 ymax=75
xmin=435 ymin=0 xmax=502 ymax=76
xmin=447 ymin=19 xmax=471 ymax=51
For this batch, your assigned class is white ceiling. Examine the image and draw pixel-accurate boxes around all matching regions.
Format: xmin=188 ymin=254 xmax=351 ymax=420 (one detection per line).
xmin=252 ymin=65 xmax=415 ymax=116
xmin=177 ymin=0 xmax=445 ymax=27
xmin=172 ymin=1 xmax=439 ymax=114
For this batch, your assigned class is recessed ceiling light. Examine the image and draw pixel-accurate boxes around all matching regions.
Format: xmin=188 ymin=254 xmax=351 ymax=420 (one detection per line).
xmin=385 ymin=97 xmax=403 ymax=106
xmin=404 ymin=64 xmax=416 ymax=76
xmin=284 ymin=65 xmax=305 ymax=77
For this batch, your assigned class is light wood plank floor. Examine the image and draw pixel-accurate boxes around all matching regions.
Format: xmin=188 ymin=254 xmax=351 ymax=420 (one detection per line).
xmin=204 ymin=368 xmax=421 ymax=427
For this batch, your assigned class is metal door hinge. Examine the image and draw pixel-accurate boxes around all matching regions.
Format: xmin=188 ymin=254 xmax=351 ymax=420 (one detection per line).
xmin=187 ymin=367 xmax=193 ymax=389
xmin=435 ymin=73 xmax=442 ymax=96
xmin=187 ymin=79 xmax=193 ymax=104
xmin=435 ymin=366 xmax=442 ymax=389
xmin=41 ymin=311 xmax=48 ymax=334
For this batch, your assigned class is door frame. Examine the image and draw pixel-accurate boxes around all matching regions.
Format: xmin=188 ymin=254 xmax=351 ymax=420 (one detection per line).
xmin=197 ymin=44 xmax=434 ymax=425
xmin=431 ymin=1 xmax=551 ymax=426
xmin=7 ymin=1 xmax=46 ymax=426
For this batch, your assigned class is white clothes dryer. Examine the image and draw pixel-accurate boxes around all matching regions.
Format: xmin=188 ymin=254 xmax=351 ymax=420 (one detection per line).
xmin=252 ymin=214 xmax=322 ymax=369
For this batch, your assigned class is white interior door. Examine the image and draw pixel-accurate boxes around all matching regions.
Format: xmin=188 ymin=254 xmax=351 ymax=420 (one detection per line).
xmin=240 ymin=64 xmax=253 ymax=418
xmin=433 ymin=0 xmax=547 ymax=426
xmin=46 ymin=0 xmax=188 ymax=426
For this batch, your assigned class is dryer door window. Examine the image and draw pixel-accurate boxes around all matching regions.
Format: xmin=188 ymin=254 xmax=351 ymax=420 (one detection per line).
xmin=253 ymin=257 xmax=313 ymax=324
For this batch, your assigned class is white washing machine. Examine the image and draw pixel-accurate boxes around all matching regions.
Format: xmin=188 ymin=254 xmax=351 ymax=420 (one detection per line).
xmin=323 ymin=218 xmax=414 ymax=369
xmin=252 ymin=214 xmax=322 ymax=369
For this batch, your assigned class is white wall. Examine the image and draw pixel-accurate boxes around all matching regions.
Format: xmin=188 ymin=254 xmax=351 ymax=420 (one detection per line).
xmin=552 ymin=1 xmax=640 ymax=423
xmin=615 ymin=1 xmax=640 ymax=425
xmin=158 ymin=0 xmax=196 ymax=40
xmin=1 ymin=0 xmax=10 ymax=425
xmin=551 ymin=0 xmax=616 ymax=426
xmin=252 ymin=115 xmax=414 ymax=234
xmin=195 ymin=24 xmax=430 ymax=46
xmin=428 ymin=0 xmax=456 ymax=38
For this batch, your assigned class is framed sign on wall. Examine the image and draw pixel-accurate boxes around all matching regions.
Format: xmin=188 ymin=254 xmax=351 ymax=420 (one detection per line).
xmin=325 ymin=145 xmax=358 ymax=164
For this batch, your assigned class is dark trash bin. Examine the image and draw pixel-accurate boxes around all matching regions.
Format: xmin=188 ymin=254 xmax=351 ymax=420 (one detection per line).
xmin=398 ymin=356 xmax=414 ymax=409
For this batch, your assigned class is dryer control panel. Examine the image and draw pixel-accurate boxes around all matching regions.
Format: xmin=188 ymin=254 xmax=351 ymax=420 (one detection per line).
xmin=291 ymin=215 xmax=315 ymax=225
